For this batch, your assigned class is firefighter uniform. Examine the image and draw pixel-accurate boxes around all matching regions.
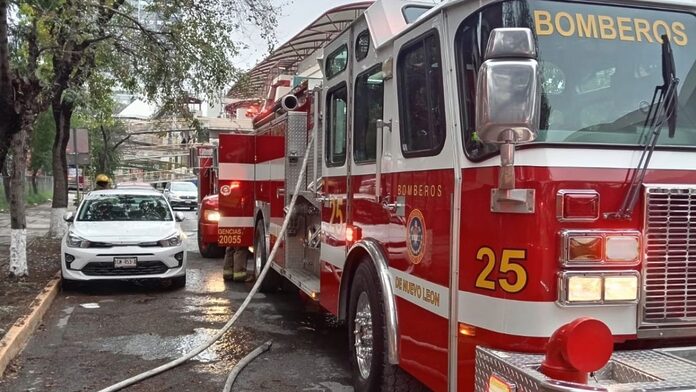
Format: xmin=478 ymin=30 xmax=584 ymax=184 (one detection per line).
xmin=223 ymin=247 xmax=253 ymax=282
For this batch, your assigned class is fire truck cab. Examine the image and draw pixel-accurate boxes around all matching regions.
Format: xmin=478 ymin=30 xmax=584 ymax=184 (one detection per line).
xmin=219 ymin=0 xmax=696 ymax=390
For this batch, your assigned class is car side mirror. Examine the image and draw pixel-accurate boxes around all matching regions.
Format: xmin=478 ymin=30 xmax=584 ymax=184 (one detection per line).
xmin=175 ymin=212 xmax=185 ymax=222
xmin=63 ymin=211 xmax=75 ymax=222
xmin=475 ymin=27 xmax=540 ymax=211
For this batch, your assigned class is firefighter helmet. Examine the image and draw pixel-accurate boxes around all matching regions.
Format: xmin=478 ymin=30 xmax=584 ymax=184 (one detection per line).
xmin=95 ymin=174 xmax=111 ymax=190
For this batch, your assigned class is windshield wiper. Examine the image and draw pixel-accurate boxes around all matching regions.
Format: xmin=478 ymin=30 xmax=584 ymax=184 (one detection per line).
xmin=607 ymin=34 xmax=679 ymax=220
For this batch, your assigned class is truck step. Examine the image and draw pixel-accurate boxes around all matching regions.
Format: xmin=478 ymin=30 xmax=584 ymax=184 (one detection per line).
xmin=273 ymin=264 xmax=320 ymax=300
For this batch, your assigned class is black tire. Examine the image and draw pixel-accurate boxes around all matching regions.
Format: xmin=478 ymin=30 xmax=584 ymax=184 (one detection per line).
xmin=170 ymin=275 xmax=187 ymax=289
xmin=198 ymin=225 xmax=225 ymax=258
xmin=254 ymin=219 xmax=282 ymax=293
xmin=60 ymin=274 xmax=80 ymax=291
xmin=348 ymin=261 xmax=427 ymax=392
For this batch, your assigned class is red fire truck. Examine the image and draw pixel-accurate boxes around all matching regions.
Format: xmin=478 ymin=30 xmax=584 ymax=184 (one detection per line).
xmin=215 ymin=0 xmax=696 ymax=390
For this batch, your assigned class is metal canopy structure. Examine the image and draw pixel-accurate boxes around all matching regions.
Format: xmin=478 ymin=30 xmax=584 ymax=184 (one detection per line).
xmin=227 ymin=2 xmax=373 ymax=99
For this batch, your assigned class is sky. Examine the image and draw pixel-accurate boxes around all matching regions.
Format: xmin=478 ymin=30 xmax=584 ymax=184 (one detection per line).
xmin=232 ymin=0 xmax=359 ymax=70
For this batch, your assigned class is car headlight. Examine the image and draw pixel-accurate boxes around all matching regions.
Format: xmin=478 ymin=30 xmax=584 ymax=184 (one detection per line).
xmin=559 ymin=272 xmax=639 ymax=305
xmin=159 ymin=233 xmax=183 ymax=247
xmin=67 ymin=231 xmax=90 ymax=248
xmin=203 ymin=210 xmax=220 ymax=223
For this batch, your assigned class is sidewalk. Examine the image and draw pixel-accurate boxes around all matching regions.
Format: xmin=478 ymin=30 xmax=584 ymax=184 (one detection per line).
xmin=0 ymin=203 xmax=53 ymax=247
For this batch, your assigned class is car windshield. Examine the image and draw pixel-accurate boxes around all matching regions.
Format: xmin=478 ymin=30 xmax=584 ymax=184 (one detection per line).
xmin=171 ymin=182 xmax=196 ymax=192
xmin=77 ymin=194 xmax=173 ymax=221
xmin=458 ymin=0 xmax=696 ymax=158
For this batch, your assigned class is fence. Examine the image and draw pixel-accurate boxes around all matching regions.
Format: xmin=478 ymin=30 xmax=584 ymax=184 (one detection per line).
xmin=0 ymin=175 xmax=54 ymax=209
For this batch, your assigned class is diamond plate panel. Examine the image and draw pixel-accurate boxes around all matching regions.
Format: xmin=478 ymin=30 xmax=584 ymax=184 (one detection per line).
xmin=476 ymin=347 xmax=696 ymax=391
xmin=283 ymin=112 xmax=321 ymax=278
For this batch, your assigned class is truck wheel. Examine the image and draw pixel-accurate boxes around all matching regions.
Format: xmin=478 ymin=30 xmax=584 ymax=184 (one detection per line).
xmin=198 ymin=224 xmax=225 ymax=258
xmin=254 ymin=219 xmax=282 ymax=293
xmin=348 ymin=261 xmax=426 ymax=392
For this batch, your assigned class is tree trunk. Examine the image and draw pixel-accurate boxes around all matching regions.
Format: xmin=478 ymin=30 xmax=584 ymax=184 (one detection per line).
xmin=48 ymin=101 xmax=73 ymax=238
xmin=9 ymin=126 xmax=29 ymax=277
xmin=2 ymin=166 xmax=9 ymax=206
xmin=0 ymin=0 xmax=20 ymax=172
xmin=31 ymin=169 xmax=39 ymax=194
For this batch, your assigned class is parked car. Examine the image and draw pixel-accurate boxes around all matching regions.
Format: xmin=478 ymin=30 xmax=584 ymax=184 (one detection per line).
xmin=61 ymin=189 xmax=187 ymax=289
xmin=116 ymin=182 xmax=157 ymax=191
xmin=198 ymin=195 xmax=225 ymax=258
xmin=164 ymin=181 xmax=198 ymax=210
xmin=67 ymin=167 xmax=85 ymax=190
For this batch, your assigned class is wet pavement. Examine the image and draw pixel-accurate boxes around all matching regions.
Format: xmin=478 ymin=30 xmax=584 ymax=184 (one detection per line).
xmin=0 ymin=209 xmax=352 ymax=392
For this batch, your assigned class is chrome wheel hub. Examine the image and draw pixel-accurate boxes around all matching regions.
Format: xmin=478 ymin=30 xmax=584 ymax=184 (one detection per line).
xmin=353 ymin=291 xmax=373 ymax=379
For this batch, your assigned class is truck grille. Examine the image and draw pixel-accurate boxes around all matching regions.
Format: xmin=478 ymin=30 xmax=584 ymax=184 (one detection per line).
xmin=642 ymin=186 xmax=696 ymax=326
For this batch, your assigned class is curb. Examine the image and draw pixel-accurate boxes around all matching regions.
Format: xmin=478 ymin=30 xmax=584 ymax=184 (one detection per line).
xmin=0 ymin=273 xmax=61 ymax=378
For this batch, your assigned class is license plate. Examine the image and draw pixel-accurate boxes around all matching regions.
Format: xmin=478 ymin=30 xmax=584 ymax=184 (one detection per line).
xmin=114 ymin=257 xmax=137 ymax=268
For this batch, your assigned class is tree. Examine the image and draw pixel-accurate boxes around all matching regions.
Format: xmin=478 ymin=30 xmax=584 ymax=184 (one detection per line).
xmin=45 ymin=0 xmax=279 ymax=237
xmin=0 ymin=0 xmax=49 ymax=277
xmin=29 ymin=111 xmax=55 ymax=193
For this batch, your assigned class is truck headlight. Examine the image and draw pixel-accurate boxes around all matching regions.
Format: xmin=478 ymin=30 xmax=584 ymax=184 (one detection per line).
xmin=559 ymin=272 xmax=639 ymax=305
xmin=561 ymin=230 xmax=640 ymax=266
xmin=203 ymin=210 xmax=220 ymax=223
xmin=567 ymin=275 xmax=602 ymax=302
xmin=604 ymin=275 xmax=639 ymax=301
xmin=67 ymin=231 xmax=90 ymax=248
xmin=159 ymin=234 xmax=183 ymax=247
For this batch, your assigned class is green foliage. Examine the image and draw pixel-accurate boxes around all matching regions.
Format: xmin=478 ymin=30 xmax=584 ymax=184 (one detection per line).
xmin=26 ymin=190 xmax=51 ymax=205
xmin=29 ymin=111 xmax=55 ymax=174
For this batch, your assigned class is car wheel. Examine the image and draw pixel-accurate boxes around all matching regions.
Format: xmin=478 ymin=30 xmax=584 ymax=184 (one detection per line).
xmin=61 ymin=274 xmax=80 ymax=291
xmin=254 ymin=219 xmax=282 ymax=293
xmin=170 ymin=275 xmax=187 ymax=289
xmin=348 ymin=261 xmax=426 ymax=392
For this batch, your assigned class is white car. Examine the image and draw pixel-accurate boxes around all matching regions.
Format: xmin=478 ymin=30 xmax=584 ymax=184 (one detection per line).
xmin=61 ymin=189 xmax=187 ymax=289
xmin=164 ymin=181 xmax=198 ymax=210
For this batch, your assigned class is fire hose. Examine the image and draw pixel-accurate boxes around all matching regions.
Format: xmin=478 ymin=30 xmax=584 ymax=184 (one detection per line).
xmin=97 ymin=134 xmax=315 ymax=392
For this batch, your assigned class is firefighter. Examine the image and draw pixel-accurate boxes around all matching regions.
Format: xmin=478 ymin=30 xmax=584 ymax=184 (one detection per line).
xmin=94 ymin=174 xmax=111 ymax=190
xmin=223 ymin=247 xmax=253 ymax=282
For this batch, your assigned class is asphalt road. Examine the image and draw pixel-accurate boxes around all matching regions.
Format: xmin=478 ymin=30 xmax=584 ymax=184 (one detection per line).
xmin=0 ymin=209 xmax=353 ymax=392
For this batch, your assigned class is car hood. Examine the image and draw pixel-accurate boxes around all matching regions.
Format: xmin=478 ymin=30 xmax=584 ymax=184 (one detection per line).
xmin=170 ymin=191 xmax=197 ymax=198
xmin=71 ymin=221 xmax=178 ymax=242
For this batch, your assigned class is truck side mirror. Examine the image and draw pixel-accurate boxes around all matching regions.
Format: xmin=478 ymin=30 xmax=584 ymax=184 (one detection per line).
xmin=476 ymin=27 xmax=540 ymax=146
xmin=475 ymin=27 xmax=540 ymax=212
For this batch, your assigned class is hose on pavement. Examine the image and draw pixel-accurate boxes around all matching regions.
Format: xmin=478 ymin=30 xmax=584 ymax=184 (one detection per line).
xmin=97 ymin=134 xmax=315 ymax=392
xmin=221 ymin=340 xmax=273 ymax=392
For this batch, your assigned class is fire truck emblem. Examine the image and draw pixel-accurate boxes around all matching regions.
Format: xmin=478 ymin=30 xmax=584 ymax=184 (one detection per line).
xmin=406 ymin=209 xmax=426 ymax=265
xmin=220 ymin=184 xmax=231 ymax=197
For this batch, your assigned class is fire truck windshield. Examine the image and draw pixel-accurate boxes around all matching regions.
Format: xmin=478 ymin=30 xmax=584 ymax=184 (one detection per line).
xmin=457 ymin=0 xmax=696 ymax=160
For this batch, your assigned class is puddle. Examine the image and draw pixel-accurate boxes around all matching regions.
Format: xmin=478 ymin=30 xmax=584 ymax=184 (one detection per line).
xmin=80 ymin=303 xmax=100 ymax=309
xmin=180 ymin=295 xmax=232 ymax=323
xmin=91 ymin=327 xmax=256 ymax=365
xmin=92 ymin=328 xmax=221 ymax=362
xmin=185 ymin=269 xmax=226 ymax=294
